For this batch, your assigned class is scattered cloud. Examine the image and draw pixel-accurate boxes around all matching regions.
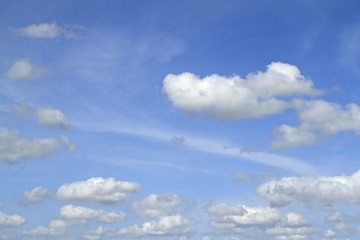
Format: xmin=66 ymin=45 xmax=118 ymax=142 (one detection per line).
xmin=163 ymin=62 xmax=320 ymax=120
xmin=4 ymin=59 xmax=49 ymax=81
xmin=232 ymin=171 xmax=247 ymax=182
xmin=257 ymin=169 xmax=360 ymax=207
xmin=171 ymin=136 xmax=186 ymax=146
xmin=13 ymin=22 xmax=88 ymax=39
xmin=60 ymin=135 xmax=76 ymax=152
xmin=130 ymin=193 xmax=182 ymax=218
xmin=53 ymin=177 xmax=141 ymax=204
xmin=0 ymin=127 xmax=60 ymax=163
xmin=117 ymin=214 xmax=194 ymax=236
xmin=0 ymin=212 xmax=26 ymax=228
xmin=83 ymin=226 xmax=115 ymax=240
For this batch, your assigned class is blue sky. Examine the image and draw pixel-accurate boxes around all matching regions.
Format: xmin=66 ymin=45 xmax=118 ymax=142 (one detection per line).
xmin=2 ymin=0 xmax=360 ymax=239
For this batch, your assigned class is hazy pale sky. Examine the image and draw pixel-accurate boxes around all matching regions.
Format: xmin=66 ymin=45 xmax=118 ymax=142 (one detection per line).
xmin=1 ymin=1 xmax=360 ymax=239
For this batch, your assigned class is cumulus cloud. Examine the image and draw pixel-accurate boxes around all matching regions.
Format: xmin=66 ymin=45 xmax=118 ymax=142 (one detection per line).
xmin=5 ymin=59 xmax=49 ymax=81
xmin=23 ymin=186 xmax=49 ymax=203
xmin=208 ymin=203 xmax=280 ymax=229
xmin=257 ymin=169 xmax=360 ymax=207
xmin=163 ymin=62 xmax=320 ymax=120
xmin=281 ymin=212 xmax=310 ymax=227
xmin=0 ymin=212 xmax=26 ymax=228
xmin=14 ymin=22 xmax=88 ymax=39
xmin=272 ymin=100 xmax=360 ymax=149
xmin=0 ymin=127 xmax=60 ymax=163
xmin=266 ymin=226 xmax=318 ymax=237
xmin=60 ymin=204 xmax=126 ymax=223
xmin=118 ymin=214 xmax=193 ymax=236
xmin=53 ymin=177 xmax=141 ymax=204
xmin=35 ymin=106 xmax=71 ymax=130
xmin=130 ymin=193 xmax=182 ymax=218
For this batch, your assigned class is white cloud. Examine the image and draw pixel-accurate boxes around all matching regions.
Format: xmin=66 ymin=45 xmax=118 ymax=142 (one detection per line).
xmin=23 ymin=186 xmax=49 ymax=203
xmin=163 ymin=62 xmax=320 ymax=120
xmin=60 ymin=204 xmax=126 ymax=223
xmin=5 ymin=59 xmax=49 ymax=80
xmin=266 ymin=226 xmax=318 ymax=238
xmin=118 ymin=214 xmax=193 ymax=236
xmin=22 ymin=225 xmax=65 ymax=237
xmin=0 ymin=212 xmax=26 ymax=228
xmin=83 ymin=226 xmax=115 ymax=240
xmin=257 ymin=169 xmax=360 ymax=207
xmin=60 ymin=135 xmax=76 ymax=152
xmin=35 ymin=106 xmax=71 ymax=130
xmin=54 ymin=177 xmax=141 ymax=204
xmin=0 ymin=127 xmax=60 ymax=163
xmin=281 ymin=212 xmax=310 ymax=227
xmin=208 ymin=203 xmax=280 ymax=228
xmin=48 ymin=218 xmax=85 ymax=228
xmin=272 ymin=100 xmax=360 ymax=149
xmin=130 ymin=193 xmax=182 ymax=218
xmin=14 ymin=22 xmax=88 ymax=39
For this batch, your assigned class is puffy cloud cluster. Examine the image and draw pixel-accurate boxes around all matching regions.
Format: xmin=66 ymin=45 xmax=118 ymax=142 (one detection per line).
xmin=53 ymin=177 xmax=141 ymax=204
xmin=257 ymin=170 xmax=360 ymax=207
xmin=208 ymin=203 xmax=316 ymax=239
xmin=163 ymin=62 xmax=320 ymax=120
xmin=60 ymin=204 xmax=126 ymax=223
xmin=0 ymin=127 xmax=60 ymax=163
xmin=118 ymin=214 xmax=193 ymax=236
xmin=130 ymin=193 xmax=182 ymax=218
xmin=5 ymin=59 xmax=49 ymax=80
xmin=0 ymin=212 xmax=26 ymax=228
xmin=14 ymin=22 xmax=87 ymax=39
xmin=272 ymin=100 xmax=360 ymax=149
xmin=83 ymin=226 xmax=114 ymax=240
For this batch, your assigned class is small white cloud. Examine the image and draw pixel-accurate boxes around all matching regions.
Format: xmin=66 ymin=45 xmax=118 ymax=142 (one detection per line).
xmin=83 ymin=226 xmax=114 ymax=240
xmin=60 ymin=135 xmax=76 ymax=152
xmin=35 ymin=107 xmax=71 ymax=130
xmin=54 ymin=177 xmax=141 ymax=204
xmin=163 ymin=62 xmax=320 ymax=120
xmin=130 ymin=193 xmax=182 ymax=218
xmin=23 ymin=186 xmax=49 ymax=203
xmin=266 ymin=226 xmax=318 ymax=237
xmin=60 ymin=204 xmax=126 ymax=223
xmin=5 ymin=59 xmax=49 ymax=81
xmin=14 ymin=22 xmax=88 ymax=39
xmin=0 ymin=212 xmax=26 ymax=228
xmin=257 ymin=169 xmax=360 ymax=207
xmin=281 ymin=213 xmax=311 ymax=227
xmin=232 ymin=171 xmax=247 ymax=182
xmin=0 ymin=127 xmax=60 ymax=163
xmin=118 ymin=214 xmax=193 ymax=236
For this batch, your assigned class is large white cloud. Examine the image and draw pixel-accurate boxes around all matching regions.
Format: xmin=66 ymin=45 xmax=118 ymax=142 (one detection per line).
xmin=60 ymin=204 xmax=126 ymax=223
xmin=5 ymin=59 xmax=49 ymax=80
xmin=0 ymin=212 xmax=26 ymax=228
xmin=0 ymin=127 xmax=60 ymax=163
xmin=53 ymin=177 xmax=141 ymax=204
xmin=118 ymin=214 xmax=193 ymax=236
xmin=14 ymin=22 xmax=87 ymax=39
xmin=163 ymin=62 xmax=320 ymax=120
xmin=130 ymin=193 xmax=182 ymax=218
xmin=272 ymin=100 xmax=360 ymax=149
xmin=35 ymin=106 xmax=71 ymax=130
xmin=257 ymin=169 xmax=360 ymax=207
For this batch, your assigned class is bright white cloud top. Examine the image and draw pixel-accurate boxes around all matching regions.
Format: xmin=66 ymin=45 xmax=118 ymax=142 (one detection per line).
xmin=5 ymin=59 xmax=49 ymax=80
xmin=163 ymin=62 xmax=320 ymax=120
